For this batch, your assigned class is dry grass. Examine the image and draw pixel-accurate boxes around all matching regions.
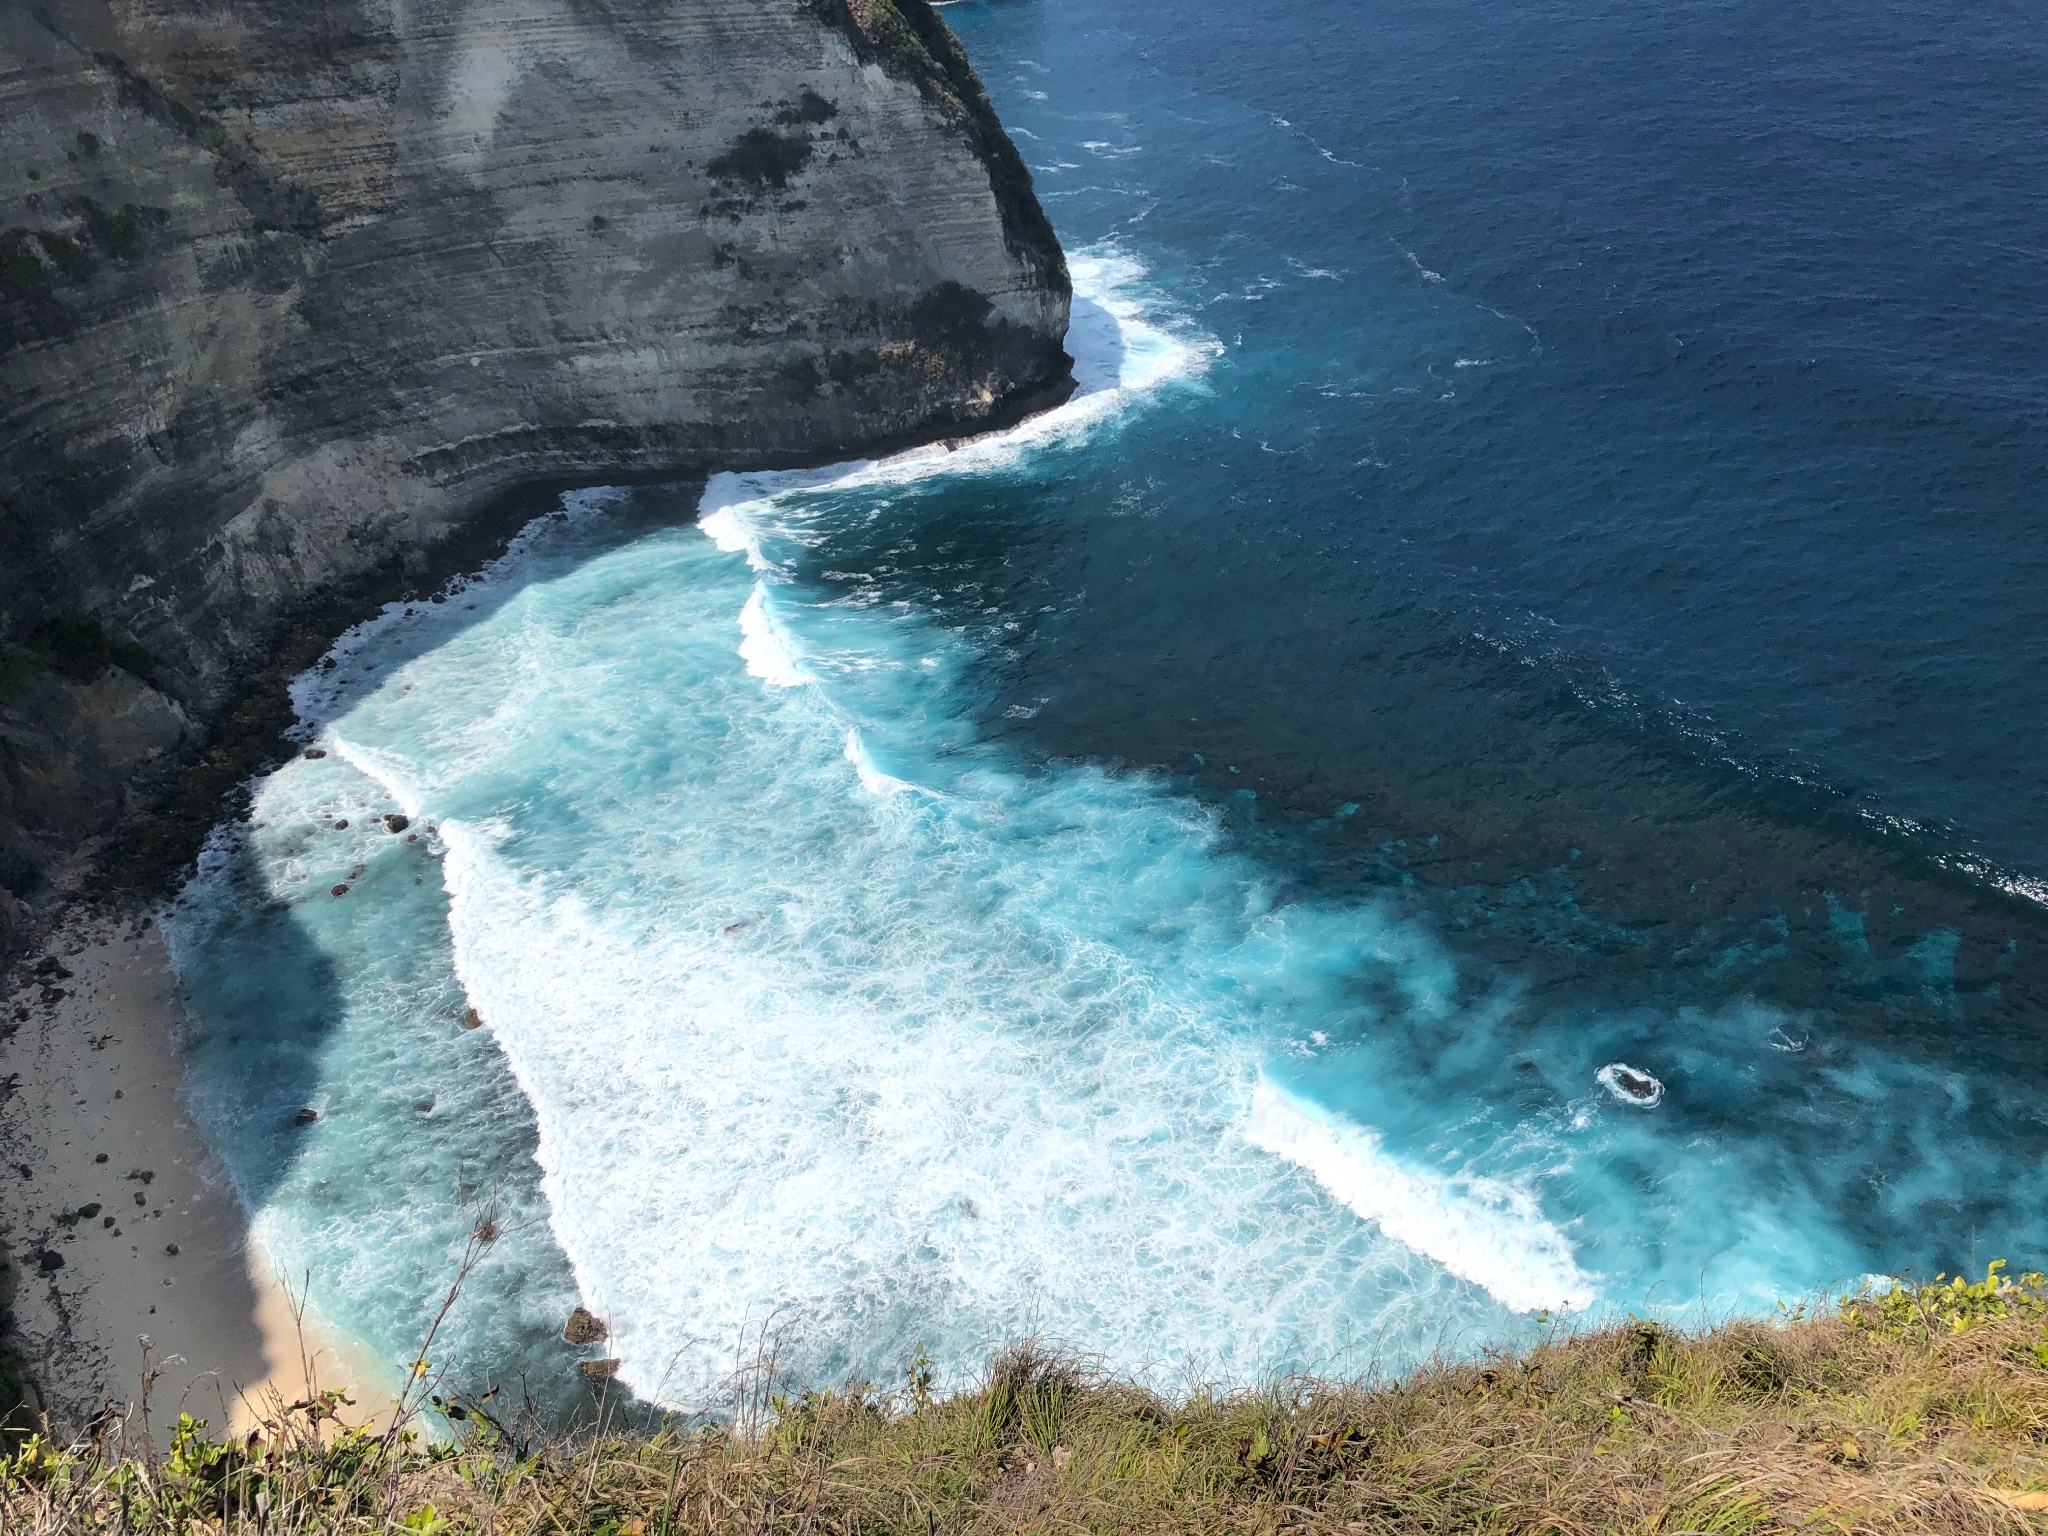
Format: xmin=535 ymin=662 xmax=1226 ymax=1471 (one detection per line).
xmin=6 ymin=1271 xmax=2048 ymax=1534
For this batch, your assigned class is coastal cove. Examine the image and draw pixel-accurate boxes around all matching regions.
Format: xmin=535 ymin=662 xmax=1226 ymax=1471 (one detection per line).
xmin=3 ymin=0 xmax=2045 ymax=1445
xmin=170 ymin=183 xmax=2045 ymax=1424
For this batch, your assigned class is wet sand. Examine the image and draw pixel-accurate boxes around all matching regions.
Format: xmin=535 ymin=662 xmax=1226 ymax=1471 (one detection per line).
xmin=0 ymin=908 xmax=388 ymax=1438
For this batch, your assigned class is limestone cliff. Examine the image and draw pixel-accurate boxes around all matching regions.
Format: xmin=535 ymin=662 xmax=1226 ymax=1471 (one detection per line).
xmin=0 ymin=0 xmax=1072 ymax=944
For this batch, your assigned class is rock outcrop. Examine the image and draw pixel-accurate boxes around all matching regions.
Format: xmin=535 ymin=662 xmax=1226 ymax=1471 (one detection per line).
xmin=0 ymin=0 xmax=1071 ymax=946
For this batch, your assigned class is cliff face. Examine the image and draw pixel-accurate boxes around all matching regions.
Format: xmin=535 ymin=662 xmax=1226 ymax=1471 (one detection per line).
xmin=0 ymin=0 xmax=1071 ymax=941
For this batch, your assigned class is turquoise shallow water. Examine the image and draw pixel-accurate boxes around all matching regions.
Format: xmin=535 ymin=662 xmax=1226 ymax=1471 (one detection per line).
xmin=166 ymin=1 xmax=2046 ymax=1415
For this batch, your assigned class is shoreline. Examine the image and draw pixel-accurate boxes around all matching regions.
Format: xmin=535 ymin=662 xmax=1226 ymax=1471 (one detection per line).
xmin=0 ymin=906 xmax=388 ymax=1438
xmin=0 ymin=416 xmax=1075 ymax=1437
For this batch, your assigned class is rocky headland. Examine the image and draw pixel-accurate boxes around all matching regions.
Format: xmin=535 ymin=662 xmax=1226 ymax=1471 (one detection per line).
xmin=0 ymin=0 xmax=1073 ymax=955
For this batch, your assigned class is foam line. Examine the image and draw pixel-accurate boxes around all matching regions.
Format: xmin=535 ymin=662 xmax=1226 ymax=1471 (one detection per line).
xmin=843 ymin=728 xmax=913 ymax=798
xmin=692 ymin=247 xmax=1216 ymax=559
xmin=1244 ymin=1082 xmax=1596 ymax=1314
xmin=290 ymin=486 xmax=625 ymax=730
xmin=738 ymin=585 xmax=813 ymax=688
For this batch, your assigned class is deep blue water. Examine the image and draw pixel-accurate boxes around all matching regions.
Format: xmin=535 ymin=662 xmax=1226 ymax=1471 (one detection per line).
xmin=165 ymin=0 xmax=2046 ymax=1413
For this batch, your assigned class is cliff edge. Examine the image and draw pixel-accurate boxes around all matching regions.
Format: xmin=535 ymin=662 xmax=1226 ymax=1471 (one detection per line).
xmin=0 ymin=0 xmax=1072 ymax=949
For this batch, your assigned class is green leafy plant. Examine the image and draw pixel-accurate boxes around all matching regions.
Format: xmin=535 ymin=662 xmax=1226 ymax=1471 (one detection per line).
xmin=1843 ymin=1260 xmax=2048 ymax=1342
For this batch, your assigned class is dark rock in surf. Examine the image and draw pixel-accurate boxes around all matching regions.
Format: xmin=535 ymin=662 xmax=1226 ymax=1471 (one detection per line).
xmin=578 ymin=1358 xmax=623 ymax=1382
xmin=563 ymin=1306 xmax=610 ymax=1345
xmin=292 ymin=1106 xmax=320 ymax=1126
xmin=385 ymin=814 xmax=410 ymax=833
xmin=330 ymin=884 xmax=349 ymax=897
xmin=304 ymin=748 xmax=327 ymax=760
xmin=459 ymin=1007 xmax=483 ymax=1031
xmin=1597 ymin=1062 xmax=1664 ymax=1107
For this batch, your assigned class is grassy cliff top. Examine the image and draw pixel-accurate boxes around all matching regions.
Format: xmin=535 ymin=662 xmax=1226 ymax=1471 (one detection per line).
xmin=5 ymin=1266 xmax=2047 ymax=1534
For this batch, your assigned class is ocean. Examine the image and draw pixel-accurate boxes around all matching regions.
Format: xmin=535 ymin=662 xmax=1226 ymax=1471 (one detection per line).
xmin=163 ymin=0 xmax=2048 ymax=1415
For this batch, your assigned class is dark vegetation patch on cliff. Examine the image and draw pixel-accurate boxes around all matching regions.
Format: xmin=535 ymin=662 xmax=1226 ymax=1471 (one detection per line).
xmin=5 ymin=1267 xmax=2048 ymax=1532
xmin=905 ymin=280 xmax=1017 ymax=375
xmin=775 ymin=87 xmax=840 ymax=126
xmin=766 ymin=281 xmax=1071 ymax=434
xmin=810 ymin=0 xmax=1068 ymax=291
xmin=66 ymin=197 xmax=168 ymax=263
xmin=706 ymin=127 xmax=815 ymax=191
xmin=0 ymin=616 xmax=155 ymax=708
xmin=3 ymin=195 xmax=171 ymax=354
xmin=83 ymin=47 xmax=322 ymax=238
xmin=0 ymin=230 xmax=83 ymax=296
xmin=1 ymin=201 xmax=169 ymax=294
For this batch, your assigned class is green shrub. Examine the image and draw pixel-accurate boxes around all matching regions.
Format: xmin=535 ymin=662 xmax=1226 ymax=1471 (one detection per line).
xmin=1844 ymin=1260 xmax=2048 ymax=1342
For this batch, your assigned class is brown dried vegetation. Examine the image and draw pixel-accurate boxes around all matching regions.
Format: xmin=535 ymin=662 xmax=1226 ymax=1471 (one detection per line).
xmin=5 ymin=1270 xmax=2048 ymax=1534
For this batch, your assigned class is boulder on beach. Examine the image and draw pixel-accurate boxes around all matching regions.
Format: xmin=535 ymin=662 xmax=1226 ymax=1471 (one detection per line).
xmin=563 ymin=1306 xmax=610 ymax=1345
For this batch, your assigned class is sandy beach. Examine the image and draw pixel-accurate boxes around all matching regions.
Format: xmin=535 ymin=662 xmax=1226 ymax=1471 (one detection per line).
xmin=1 ymin=907 xmax=388 ymax=1439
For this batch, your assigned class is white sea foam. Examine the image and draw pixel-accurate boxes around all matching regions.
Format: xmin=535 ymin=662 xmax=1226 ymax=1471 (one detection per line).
xmin=288 ymin=487 xmax=625 ymax=730
xmin=1244 ymin=1083 xmax=1595 ymax=1314
xmin=692 ymin=249 xmax=1212 ymax=554
xmin=191 ymin=242 xmax=1917 ymax=1410
xmin=379 ymin=650 xmax=1524 ymax=1403
xmin=737 ymin=585 xmax=812 ymax=688
xmin=285 ymin=250 xmax=1570 ymax=1403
